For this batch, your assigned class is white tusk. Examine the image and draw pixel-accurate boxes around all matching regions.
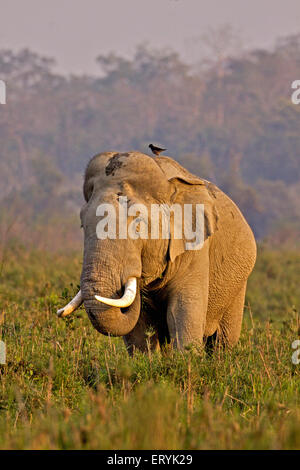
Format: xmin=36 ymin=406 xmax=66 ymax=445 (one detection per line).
xmin=57 ymin=290 xmax=83 ymax=317
xmin=95 ymin=277 xmax=137 ymax=308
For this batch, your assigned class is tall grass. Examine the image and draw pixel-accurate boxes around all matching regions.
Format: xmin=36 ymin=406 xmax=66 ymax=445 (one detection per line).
xmin=0 ymin=243 xmax=299 ymax=449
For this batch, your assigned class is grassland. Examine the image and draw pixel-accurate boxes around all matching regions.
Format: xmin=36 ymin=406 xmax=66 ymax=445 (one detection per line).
xmin=0 ymin=242 xmax=299 ymax=449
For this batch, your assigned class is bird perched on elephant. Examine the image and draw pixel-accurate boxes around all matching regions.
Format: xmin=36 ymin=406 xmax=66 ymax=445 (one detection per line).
xmin=149 ymin=144 xmax=167 ymax=156
xmin=57 ymin=151 xmax=256 ymax=354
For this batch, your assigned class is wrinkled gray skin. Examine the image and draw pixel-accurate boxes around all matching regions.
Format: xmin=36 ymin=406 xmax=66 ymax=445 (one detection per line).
xmin=80 ymin=151 xmax=256 ymax=353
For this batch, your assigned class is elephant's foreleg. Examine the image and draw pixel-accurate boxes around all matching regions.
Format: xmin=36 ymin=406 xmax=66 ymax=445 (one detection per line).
xmin=167 ymin=292 xmax=208 ymax=350
xmin=166 ymin=252 xmax=209 ymax=350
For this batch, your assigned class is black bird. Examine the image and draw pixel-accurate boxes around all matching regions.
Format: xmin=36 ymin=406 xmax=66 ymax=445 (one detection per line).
xmin=149 ymin=144 xmax=167 ymax=156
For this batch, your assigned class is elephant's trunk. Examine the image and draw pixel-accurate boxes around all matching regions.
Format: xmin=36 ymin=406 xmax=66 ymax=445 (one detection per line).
xmin=80 ymin=242 xmax=141 ymax=337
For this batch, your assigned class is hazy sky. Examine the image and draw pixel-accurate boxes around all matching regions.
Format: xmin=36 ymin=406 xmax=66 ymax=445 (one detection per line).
xmin=1 ymin=0 xmax=300 ymax=75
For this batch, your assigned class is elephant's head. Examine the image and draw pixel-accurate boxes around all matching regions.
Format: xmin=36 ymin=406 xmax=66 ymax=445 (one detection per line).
xmin=59 ymin=151 xmax=218 ymax=337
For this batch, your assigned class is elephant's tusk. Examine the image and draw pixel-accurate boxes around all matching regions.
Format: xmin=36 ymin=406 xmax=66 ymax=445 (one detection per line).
xmin=95 ymin=277 xmax=137 ymax=308
xmin=57 ymin=290 xmax=83 ymax=317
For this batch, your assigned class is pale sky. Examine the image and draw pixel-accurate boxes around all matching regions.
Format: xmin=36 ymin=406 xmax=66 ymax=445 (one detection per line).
xmin=1 ymin=0 xmax=300 ymax=75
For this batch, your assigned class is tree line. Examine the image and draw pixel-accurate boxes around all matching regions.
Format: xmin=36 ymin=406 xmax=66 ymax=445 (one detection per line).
xmin=0 ymin=33 xmax=300 ymax=251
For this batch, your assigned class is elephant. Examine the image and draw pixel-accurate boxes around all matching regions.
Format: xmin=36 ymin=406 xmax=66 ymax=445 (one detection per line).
xmin=57 ymin=151 xmax=256 ymax=353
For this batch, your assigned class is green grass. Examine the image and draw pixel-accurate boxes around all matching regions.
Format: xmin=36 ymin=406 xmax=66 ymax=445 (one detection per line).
xmin=0 ymin=242 xmax=300 ymax=449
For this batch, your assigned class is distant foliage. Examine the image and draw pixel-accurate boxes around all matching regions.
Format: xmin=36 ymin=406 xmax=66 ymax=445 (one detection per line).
xmin=1 ymin=35 xmax=300 ymax=245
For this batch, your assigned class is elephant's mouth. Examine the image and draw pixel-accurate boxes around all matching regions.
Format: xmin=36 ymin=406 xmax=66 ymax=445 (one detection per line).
xmin=94 ymin=277 xmax=137 ymax=308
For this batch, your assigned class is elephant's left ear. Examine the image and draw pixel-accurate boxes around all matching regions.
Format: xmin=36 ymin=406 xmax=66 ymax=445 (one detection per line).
xmin=155 ymin=156 xmax=218 ymax=262
xmin=155 ymin=156 xmax=206 ymax=186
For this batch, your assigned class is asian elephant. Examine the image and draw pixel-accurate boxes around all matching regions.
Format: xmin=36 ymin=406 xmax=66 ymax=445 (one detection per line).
xmin=57 ymin=151 xmax=256 ymax=353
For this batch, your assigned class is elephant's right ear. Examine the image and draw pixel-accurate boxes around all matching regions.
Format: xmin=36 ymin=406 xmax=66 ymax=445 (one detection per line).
xmin=83 ymin=177 xmax=94 ymax=202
